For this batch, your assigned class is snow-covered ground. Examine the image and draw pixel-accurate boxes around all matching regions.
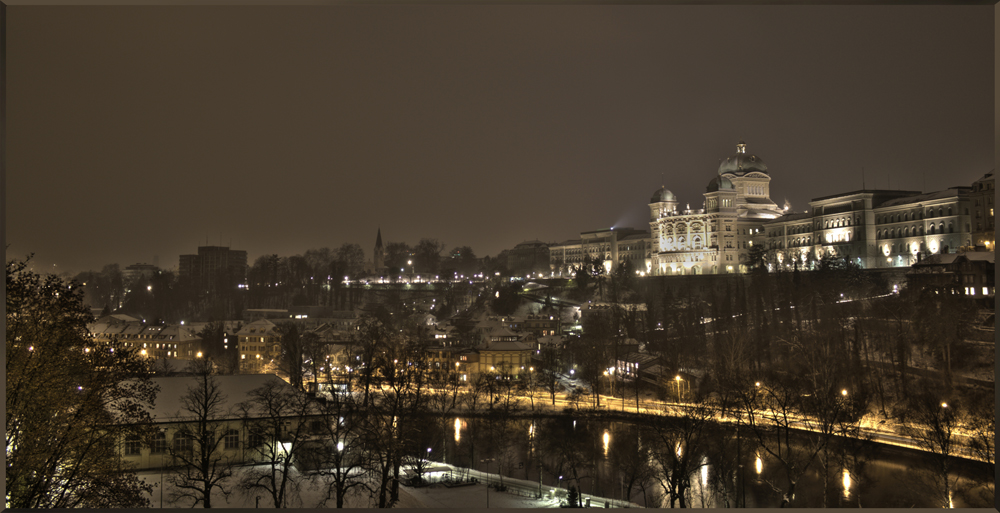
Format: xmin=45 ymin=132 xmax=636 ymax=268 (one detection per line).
xmin=138 ymin=462 xmax=634 ymax=508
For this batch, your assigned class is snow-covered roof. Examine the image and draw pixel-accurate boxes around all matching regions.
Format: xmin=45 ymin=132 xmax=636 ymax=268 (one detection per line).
xmin=144 ymin=374 xmax=297 ymax=423
xmin=876 ymin=188 xmax=966 ymax=208
xmin=478 ymin=340 xmax=532 ymax=352
xmin=960 ymin=251 xmax=995 ymax=263
xmin=237 ymin=318 xmax=280 ymax=336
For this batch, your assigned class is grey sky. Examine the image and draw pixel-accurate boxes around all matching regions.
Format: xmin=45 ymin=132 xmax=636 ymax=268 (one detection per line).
xmin=6 ymin=5 xmax=993 ymax=275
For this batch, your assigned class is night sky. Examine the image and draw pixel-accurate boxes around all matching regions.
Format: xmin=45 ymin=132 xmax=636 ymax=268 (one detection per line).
xmin=6 ymin=5 xmax=994 ymax=276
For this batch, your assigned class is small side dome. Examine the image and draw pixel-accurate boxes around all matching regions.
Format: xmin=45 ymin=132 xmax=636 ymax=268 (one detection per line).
xmin=651 ymin=186 xmax=677 ymax=203
xmin=707 ymin=175 xmax=734 ymax=192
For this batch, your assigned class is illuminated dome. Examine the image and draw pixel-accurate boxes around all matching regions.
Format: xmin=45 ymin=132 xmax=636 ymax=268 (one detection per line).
xmin=718 ymin=141 xmax=768 ymax=175
xmin=707 ymin=175 xmax=735 ymax=192
xmin=651 ymin=186 xmax=677 ymax=203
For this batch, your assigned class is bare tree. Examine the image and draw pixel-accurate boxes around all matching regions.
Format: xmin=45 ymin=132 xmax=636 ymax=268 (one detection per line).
xmin=316 ymin=382 xmax=371 ymax=508
xmin=236 ymin=378 xmax=315 ymax=508
xmin=275 ymin=322 xmax=305 ymax=391
xmin=900 ymin=381 xmax=962 ymax=508
xmin=648 ymin=402 xmax=715 ymax=507
xmin=734 ymin=373 xmax=825 ymax=507
xmin=167 ymin=363 xmax=238 ymax=508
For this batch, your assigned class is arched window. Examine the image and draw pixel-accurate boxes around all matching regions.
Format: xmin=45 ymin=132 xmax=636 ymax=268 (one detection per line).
xmin=948 ymin=207 xmax=952 ymax=216
xmin=929 ymin=224 xmax=935 ymax=234
xmin=948 ymin=222 xmax=953 ymax=233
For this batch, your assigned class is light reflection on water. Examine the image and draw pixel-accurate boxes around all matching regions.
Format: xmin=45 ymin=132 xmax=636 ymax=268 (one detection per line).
xmin=440 ymin=416 xmax=988 ymax=508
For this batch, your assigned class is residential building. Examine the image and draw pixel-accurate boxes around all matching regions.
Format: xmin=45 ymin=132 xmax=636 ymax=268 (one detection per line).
xmin=237 ymin=319 xmax=282 ymax=373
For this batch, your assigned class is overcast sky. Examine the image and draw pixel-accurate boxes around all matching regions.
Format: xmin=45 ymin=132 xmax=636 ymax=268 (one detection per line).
xmin=6 ymin=5 xmax=994 ymax=276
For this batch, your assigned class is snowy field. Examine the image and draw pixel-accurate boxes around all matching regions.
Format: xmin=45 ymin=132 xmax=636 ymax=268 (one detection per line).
xmin=138 ymin=462 xmax=633 ymax=508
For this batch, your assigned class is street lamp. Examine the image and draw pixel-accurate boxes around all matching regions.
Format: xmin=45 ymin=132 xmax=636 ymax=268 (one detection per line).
xmin=481 ymin=458 xmax=495 ymax=508
xmin=674 ymin=375 xmax=683 ymax=403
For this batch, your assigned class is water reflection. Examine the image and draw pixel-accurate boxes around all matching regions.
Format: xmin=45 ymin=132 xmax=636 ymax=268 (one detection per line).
xmin=434 ymin=415 xmax=985 ymax=508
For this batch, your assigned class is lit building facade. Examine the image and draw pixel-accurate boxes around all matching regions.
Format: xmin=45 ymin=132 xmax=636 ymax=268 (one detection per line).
xmin=547 ymin=142 xmax=988 ymax=276
xmin=237 ymin=318 xmax=282 ymax=373
xmin=968 ymin=170 xmax=995 ymax=249
xmin=760 ymin=186 xmax=975 ymax=271
xmin=649 ymin=141 xmax=784 ymax=275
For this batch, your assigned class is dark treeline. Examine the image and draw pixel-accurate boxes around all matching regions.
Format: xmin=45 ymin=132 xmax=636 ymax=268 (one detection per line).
xmin=71 ymin=239 xmax=492 ymax=323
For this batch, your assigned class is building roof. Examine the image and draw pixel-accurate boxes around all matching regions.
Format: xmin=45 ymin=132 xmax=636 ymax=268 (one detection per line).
xmin=959 ymin=251 xmax=995 ymax=262
xmin=743 ymin=196 xmax=778 ymax=205
xmin=876 ymin=188 xmax=968 ymax=208
xmin=706 ymin=175 xmax=734 ymax=192
xmin=237 ymin=318 xmax=280 ymax=336
xmin=489 ymin=327 xmax=521 ymax=340
xmin=96 ymin=314 xmax=141 ymax=324
xmin=139 ymin=374 xmax=298 ymax=423
xmin=650 ymin=186 xmax=677 ymax=203
xmin=718 ymin=141 xmax=768 ymax=176
xmin=762 ymin=212 xmax=811 ymax=224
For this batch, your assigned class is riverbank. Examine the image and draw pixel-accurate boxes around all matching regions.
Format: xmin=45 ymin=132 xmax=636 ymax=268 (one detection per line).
xmin=138 ymin=461 xmax=636 ymax=508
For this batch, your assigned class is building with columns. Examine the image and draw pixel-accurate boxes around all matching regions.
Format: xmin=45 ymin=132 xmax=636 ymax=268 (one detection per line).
xmin=546 ymin=141 xmax=987 ymax=276
xmin=759 ymin=186 xmax=975 ymax=271
xmin=649 ymin=141 xmax=784 ymax=275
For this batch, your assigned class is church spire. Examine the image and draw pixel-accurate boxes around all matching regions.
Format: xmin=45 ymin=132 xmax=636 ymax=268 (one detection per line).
xmin=374 ymin=228 xmax=385 ymax=270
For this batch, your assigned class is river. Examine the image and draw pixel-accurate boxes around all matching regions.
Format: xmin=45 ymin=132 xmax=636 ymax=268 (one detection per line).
xmin=420 ymin=414 xmax=992 ymax=508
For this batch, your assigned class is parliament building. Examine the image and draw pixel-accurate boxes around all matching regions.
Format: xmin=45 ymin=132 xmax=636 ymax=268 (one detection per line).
xmin=548 ymin=142 xmax=993 ymax=276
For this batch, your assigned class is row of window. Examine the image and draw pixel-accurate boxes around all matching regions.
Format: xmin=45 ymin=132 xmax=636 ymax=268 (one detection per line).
xmin=124 ymin=430 xmax=249 ymax=456
xmin=877 ymin=222 xmax=959 ymax=239
xmin=878 ymin=206 xmax=964 ymax=224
